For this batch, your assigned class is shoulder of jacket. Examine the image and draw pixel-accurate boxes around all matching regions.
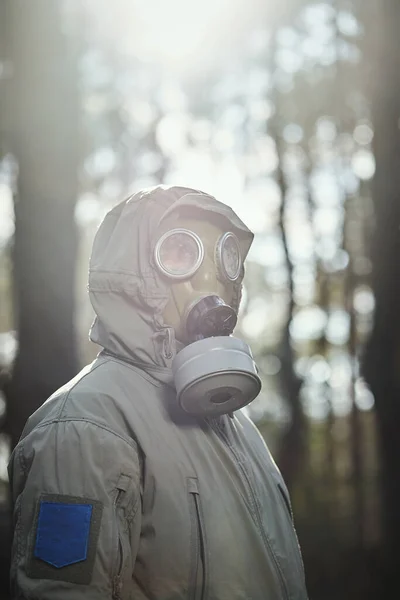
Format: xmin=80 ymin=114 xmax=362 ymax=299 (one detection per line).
xmin=25 ymin=415 xmax=138 ymax=452
xmin=19 ymin=357 xmax=143 ymax=448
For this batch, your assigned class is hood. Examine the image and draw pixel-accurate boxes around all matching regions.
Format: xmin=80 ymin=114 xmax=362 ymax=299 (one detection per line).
xmin=88 ymin=185 xmax=254 ymax=382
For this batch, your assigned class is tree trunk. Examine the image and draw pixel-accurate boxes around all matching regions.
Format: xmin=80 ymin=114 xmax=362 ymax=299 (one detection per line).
xmin=274 ymin=132 xmax=306 ymax=490
xmin=361 ymin=0 xmax=400 ymax=588
xmin=4 ymin=0 xmax=80 ymax=449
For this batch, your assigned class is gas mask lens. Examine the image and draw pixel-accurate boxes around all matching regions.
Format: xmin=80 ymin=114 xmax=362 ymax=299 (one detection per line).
xmin=216 ymin=232 xmax=242 ymax=282
xmin=155 ymin=229 xmax=204 ymax=280
xmin=155 ymin=228 xmax=242 ymax=283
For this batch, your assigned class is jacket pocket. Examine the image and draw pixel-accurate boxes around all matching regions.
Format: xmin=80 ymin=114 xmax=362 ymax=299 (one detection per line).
xmin=187 ymin=477 xmax=208 ymax=600
xmin=112 ymin=475 xmax=132 ymax=600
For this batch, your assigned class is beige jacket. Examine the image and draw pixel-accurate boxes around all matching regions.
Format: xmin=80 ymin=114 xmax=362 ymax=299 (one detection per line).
xmin=8 ymin=186 xmax=308 ymax=600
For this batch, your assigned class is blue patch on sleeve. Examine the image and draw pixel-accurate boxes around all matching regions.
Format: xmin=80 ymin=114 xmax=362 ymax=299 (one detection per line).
xmin=34 ymin=501 xmax=93 ymax=568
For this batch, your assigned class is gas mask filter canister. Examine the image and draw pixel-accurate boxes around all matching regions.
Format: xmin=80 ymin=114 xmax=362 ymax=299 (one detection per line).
xmin=172 ymin=335 xmax=261 ymax=417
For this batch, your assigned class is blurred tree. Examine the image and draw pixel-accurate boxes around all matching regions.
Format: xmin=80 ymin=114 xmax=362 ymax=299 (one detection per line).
xmin=274 ymin=126 xmax=307 ymax=491
xmin=362 ymin=0 xmax=400 ymax=590
xmin=0 ymin=3 xmax=11 ymax=597
xmin=3 ymin=0 xmax=80 ymax=450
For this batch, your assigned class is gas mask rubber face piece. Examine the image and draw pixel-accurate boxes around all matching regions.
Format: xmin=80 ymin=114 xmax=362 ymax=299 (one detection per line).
xmin=154 ymin=215 xmax=261 ymax=418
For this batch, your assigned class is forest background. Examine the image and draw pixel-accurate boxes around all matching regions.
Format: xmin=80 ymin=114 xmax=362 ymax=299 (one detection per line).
xmin=1 ymin=1 xmax=400 ymax=598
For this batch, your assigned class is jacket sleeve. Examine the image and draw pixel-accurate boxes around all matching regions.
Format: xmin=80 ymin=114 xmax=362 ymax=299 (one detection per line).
xmin=8 ymin=418 xmax=141 ymax=600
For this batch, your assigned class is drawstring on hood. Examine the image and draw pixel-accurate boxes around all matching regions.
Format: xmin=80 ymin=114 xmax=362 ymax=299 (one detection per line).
xmin=88 ymin=185 xmax=253 ymax=383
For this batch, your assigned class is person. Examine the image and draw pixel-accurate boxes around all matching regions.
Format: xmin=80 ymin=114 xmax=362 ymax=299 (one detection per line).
xmin=8 ymin=185 xmax=308 ymax=600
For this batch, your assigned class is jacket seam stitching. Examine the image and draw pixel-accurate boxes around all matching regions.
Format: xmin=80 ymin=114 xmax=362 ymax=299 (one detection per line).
xmin=57 ymin=359 xmax=112 ymax=418
xmin=16 ymin=492 xmax=23 ymax=562
xmin=31 ymin=417 xmax=138 ymax=451
xmin=126 ymin=493 xmax=141 ymax=524
xmin=17 ymin=443 xmax=27 ymax=478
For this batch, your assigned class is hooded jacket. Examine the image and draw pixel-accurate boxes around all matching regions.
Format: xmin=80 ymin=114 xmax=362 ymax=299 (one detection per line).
xmin=8 ymin=186 xmax=308 ymax=600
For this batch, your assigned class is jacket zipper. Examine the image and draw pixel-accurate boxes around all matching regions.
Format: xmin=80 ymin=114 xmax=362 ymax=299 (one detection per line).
xmin=188 ymin=478 xmax=208 ymax=600
xmin=112 ymin=488 xmax=125 ymax=600
xmin=211 ymin=419 xmax=290 ymax=600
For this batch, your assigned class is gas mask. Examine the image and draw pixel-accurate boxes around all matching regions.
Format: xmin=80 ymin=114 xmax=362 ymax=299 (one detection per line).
xmin=154 ymin=215 xmax=261 ymax=418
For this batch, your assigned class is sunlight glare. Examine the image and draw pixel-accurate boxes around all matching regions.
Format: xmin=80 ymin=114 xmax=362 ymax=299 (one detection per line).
xmin=122 ymin=0 xmax=246 ymax=70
